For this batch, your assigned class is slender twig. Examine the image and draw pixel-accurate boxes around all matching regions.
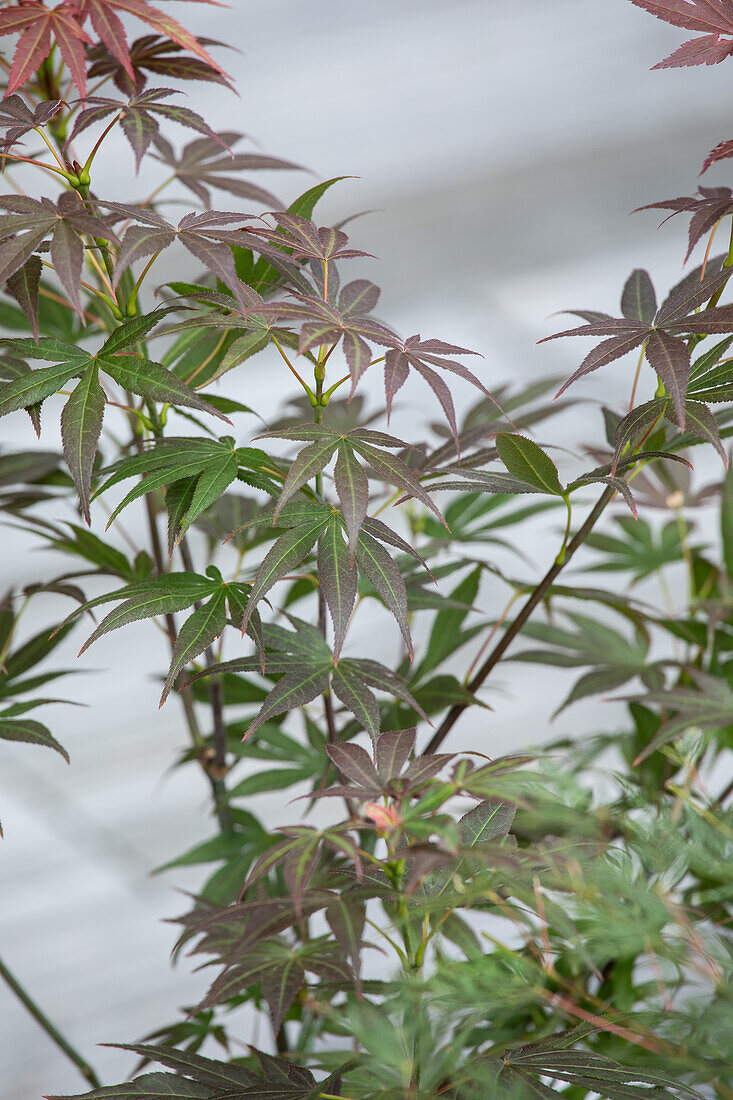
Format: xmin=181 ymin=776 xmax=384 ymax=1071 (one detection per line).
xmin=0 ymin=955 xmax=101 ymax=1089
xmin=423 ymin=485 xmax=615 ymax=753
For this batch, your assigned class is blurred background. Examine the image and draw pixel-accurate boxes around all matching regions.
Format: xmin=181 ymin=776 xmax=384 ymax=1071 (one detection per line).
xmin=3 ymin=1 xmax=733 ymax=1095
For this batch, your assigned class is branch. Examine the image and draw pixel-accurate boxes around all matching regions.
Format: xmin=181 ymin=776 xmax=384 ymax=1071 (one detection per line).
xmin=423 ymin=485 xmax=615 ymax=754
xmin=0 ymin=954 xmax=101 ymax=1089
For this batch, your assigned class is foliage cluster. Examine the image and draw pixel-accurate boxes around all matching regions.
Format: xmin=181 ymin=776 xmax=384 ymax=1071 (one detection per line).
xmin=0 ymin=1 xmax=732 ymax=1098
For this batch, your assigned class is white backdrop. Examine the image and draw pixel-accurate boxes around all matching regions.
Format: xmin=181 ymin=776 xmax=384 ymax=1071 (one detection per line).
xmin=1 ymin=2 xmax=731 ymax=1096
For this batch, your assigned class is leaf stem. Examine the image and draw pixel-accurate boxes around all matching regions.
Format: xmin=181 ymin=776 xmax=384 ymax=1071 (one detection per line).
xmin=0 ymin=954 xmax=101 ymax=1089
xmin=272 ymin=335 xmax=316 ymax=400
xmin=423 ymin=485 xmax=615 ymax=753
xmin=33 ymin=126 xmax=68 ymax=172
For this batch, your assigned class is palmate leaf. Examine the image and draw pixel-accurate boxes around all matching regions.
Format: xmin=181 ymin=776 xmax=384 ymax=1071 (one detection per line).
xmin=87 ymin=33 xmax=232 ymax=95
xmin=151 ymin=132 xmax=299 ymax=208
xmin=627 ymin=0 xmax=733 ymax=69
xmin=96 ymin=436 xmax=274 ymax=547
xmin=68 ymin=88 xmax=225 ymax=171
xmin=261 ymin=421 xmax=444 ymax=533
xmin=636 ymin=185 xmax=733 ymax=261
xmin=188 ymin=620 xmax=423 ymax=740
xmin=0 ymin=2 xmax=92 ymax=97
xmin=1 ymin=321 xmax=231 ymax=517
xmin=69 ymin=1045 xmax=352 ymax=1100
xmin=318 ymin=515 xmax=357 ymax=661
xmin=5 ymin=254 xmax=42 ymax=343
xmin=498 ymin=1026 xmax=704 ymax=1100
xmin=542 ymin=262 xmax=733 ymax=429
xmin=382 ymin=334 xmax=503 ymax=451
xmin=76 ymin=0 xmax=227 ymax=86
xmin=0 ymin=192 xmax=119 ymax=316
xmin=584 ymin=514 xmax=693 ymax=583
xmin=355 ymin=529 xmax=412 ymax=659
xmin=0 ymin=94 xmax=62 ymax=149
xmin=105 ymin=203 xmax=251 ymax=310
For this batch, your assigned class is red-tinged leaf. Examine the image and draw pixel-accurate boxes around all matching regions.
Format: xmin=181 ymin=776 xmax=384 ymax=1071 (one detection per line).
xmin=333 ymin=443 xmax=369 ymax=557
xmin=620 ymin=269 xmax=657 ymax=324
xmin=51 ymin=5 xmax=92 ymax=97
xmin=244 ymin=666 xmax=331 ymax=740
xmin=355 ymin=530 xmax=413 ymax=659
xmin=0 ymin=718 xmax=69 ymax=763
xmin=152 ymin=132 xmax=298 ymax=209
xmin=645 ymin=329 xmax=690 ymax=428
xmin=160 ymin=591 xmax=227 ymax=705
xmin=50 ymin=217 xmax=84 ymax=318
xmin=331 ymin=662 xmax=380 ymax=741
xmin=349 ymin=658 xmax=427 ymax=720
xmin=60 ymin=364 xmax=105 ymax=524
xmin=403 ymin=753 xmax=452 ymax=785
xmin=384 ymin=345 xmax=409 ymax=419
xmin=683 ymin=399 xmax=728 ymax=463
xmin=656 ymin=261 xmax=733 ymax=323
xmin=318 ymin=517 xmax=357 ymax=662
xmin=98 ymin=0 xmax=227 ymax=76
xmin=555 ymin=332 xmax=649 ymax=399
xmin=656 ymin=32 xmax=733 ymax=66
xmin=0 ymin=4 xmax=92 ymax=98
xmin=627 ymin=0 xmax=733 ymax=35
xmin=273 ymin=433 xmax=340 ymax=521
xmin=376 ymin=727 xmax=416 ymax=782
xmin=5 ymin=255 xmax=41 ymax=342
xmin=261 ymin=957 xmax=305 ymax=1036
xmin=240 ymin=519 xmax=329 ymax=632
xmin=104 ymin=1043 xmax=260 ymax=1092
xmin=702 ymin=138 xmax=733 ymax=173
xmin=326 ymin=895 xmax=365 ymax=987
xmin=0 ymin=224 xmax=50 ymax=287
xmin=113 ymin=224 xmax=176 ymax=284
xmin=87 ymin=35 xmax=233 ymax=97
xmin=325 ymin=742 xmax=381 ymax=792
xmin=0 ymin=94 xmax=62 ymax=148
xmin=349 ymin=437 xmax=447 ymax=527
xmin=361 ymin=516 xmax=434 ymax=578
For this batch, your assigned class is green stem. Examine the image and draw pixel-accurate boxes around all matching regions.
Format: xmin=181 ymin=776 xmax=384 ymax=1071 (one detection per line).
xmin=0 ymin=955 xmax=101 ymax=1089
xmin=555 ymin=495 xmax=573 ymax=565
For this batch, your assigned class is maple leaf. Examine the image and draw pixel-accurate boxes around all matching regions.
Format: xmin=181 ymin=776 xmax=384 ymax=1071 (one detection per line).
xmin=151 ymin=131 xmax=300 ymax=208
xmin=0 ymin=94 xmax=62 ymax=149
xmin=74 ymin=0 xmax=227 ymax=87
xmin=67 ymin=87 xmax=224 ymax=170
xmin=628 ymin=0 xmax=733 ymax=68
xmin=383 ymin=335 xmax=503 ymax=453
xmin=0 ymin=1 xmax=92 ymax=98
xmin=102 ymin=201 xmax=251 ymax=309
xmin=243 ymin=212 xmax=372 ymax=266
xmin=541 ymin=262 xmax=733 ymax=430
xmin=636 ymin=185 xmax=733 ymax=260
xmin=86 ymin=32 xmax=232 ymax=95
xmin=0 ymin=190 xmax=119 ymax=317
xmin=251 ymin=279 xmax=397 ymax=388
xmin=701 ymin=137 xmax=733 ymax=173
